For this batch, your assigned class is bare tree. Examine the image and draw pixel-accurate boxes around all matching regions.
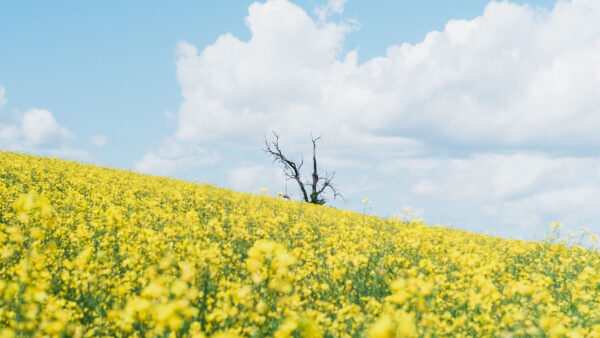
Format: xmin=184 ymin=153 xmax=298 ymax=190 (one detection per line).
xmin=264 ymin=131 xmax=342 ymax=205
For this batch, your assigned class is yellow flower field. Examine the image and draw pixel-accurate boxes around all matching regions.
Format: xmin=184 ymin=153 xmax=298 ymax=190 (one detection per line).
xmin=1 ymin=151 xmax=599 ymax=337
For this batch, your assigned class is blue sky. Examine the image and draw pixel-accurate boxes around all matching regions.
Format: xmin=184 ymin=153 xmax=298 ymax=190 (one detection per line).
xmin=2 ymin=0 xmax=599 ymax=241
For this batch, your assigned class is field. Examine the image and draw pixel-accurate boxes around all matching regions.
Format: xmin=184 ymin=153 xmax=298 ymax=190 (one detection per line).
xmin=1 ymin=151 xmax=599 ymax=337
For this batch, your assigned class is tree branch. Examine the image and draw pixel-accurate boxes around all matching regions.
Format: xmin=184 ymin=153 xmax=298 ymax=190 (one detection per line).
xmin=264 ymin=132 xmax=309 ymax=202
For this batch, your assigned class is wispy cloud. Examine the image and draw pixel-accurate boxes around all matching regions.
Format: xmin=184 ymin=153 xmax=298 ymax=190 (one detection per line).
xmin=89 ymin=134 xmax=107 ymax=148
xmin=315 ymin=0 xmax=347 ymax=21
xmin=0 ymin=84 xmax=6 ymax=109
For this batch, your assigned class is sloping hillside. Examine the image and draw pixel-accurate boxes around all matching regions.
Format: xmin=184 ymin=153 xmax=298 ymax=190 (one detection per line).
xmin=1 ymin=151 xmax=599 ymax=336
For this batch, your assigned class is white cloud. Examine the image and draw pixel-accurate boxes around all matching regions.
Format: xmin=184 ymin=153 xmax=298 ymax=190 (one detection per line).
xmin=134 ymin=138 xmax=220 ymax=176
xmin=0 ymin=125 xmax=20 ymax=141
xmin=166 ymin=0 xmax=600 ymax=153
xmin=498 ymin=186 xmax=599 ymax=229
xmin=0 ymin=84 xmax=6 ymax=109
xmin=89 ymin=134 xmax=107 ymax=148
xmin=139 ymin=0 xmax=600 ymax=237
xmin=0 ymin=85 xmax=97 ymax=163
xmin=174 ymin=0 xmax=353 ymax=146
xmin=399 ymin=154 xmax=600 ymax=203
xmin=372 ymin=153 xmax=600 ymax=236
xmin=0 ymin=108 xmax=73 ymax=148
xmin=21 ymin=108 xmax=72 ymax=145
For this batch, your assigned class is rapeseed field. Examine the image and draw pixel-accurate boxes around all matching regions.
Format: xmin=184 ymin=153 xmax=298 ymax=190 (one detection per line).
xmin=1 ymin=151 xmax=599 ymax=337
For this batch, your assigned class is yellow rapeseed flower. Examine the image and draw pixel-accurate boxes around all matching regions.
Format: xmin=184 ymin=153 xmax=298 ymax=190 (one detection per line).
xmin=1 ymin=151 xmax=600 ymax=336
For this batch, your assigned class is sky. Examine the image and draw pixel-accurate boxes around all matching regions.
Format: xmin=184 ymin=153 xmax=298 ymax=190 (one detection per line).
xmin=1 ymin=0 xmax=599 ymax=241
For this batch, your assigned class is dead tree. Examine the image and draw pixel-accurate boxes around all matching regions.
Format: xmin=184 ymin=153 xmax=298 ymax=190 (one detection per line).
xmin=264 ymin=131 xmax=341 ymax=205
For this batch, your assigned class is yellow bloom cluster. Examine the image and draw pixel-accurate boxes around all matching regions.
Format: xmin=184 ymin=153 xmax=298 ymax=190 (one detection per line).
xmin=1 ymin=151 xmax=600 ymax=337
xmin=246 ymin=240 xmax=296 ymax=293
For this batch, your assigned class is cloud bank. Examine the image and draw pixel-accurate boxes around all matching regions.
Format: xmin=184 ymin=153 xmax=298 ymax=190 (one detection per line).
xmin=166 ymin=0 xmax=600 ymax=149
xmin=139 ymin=0 xmax=600 ymax=238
